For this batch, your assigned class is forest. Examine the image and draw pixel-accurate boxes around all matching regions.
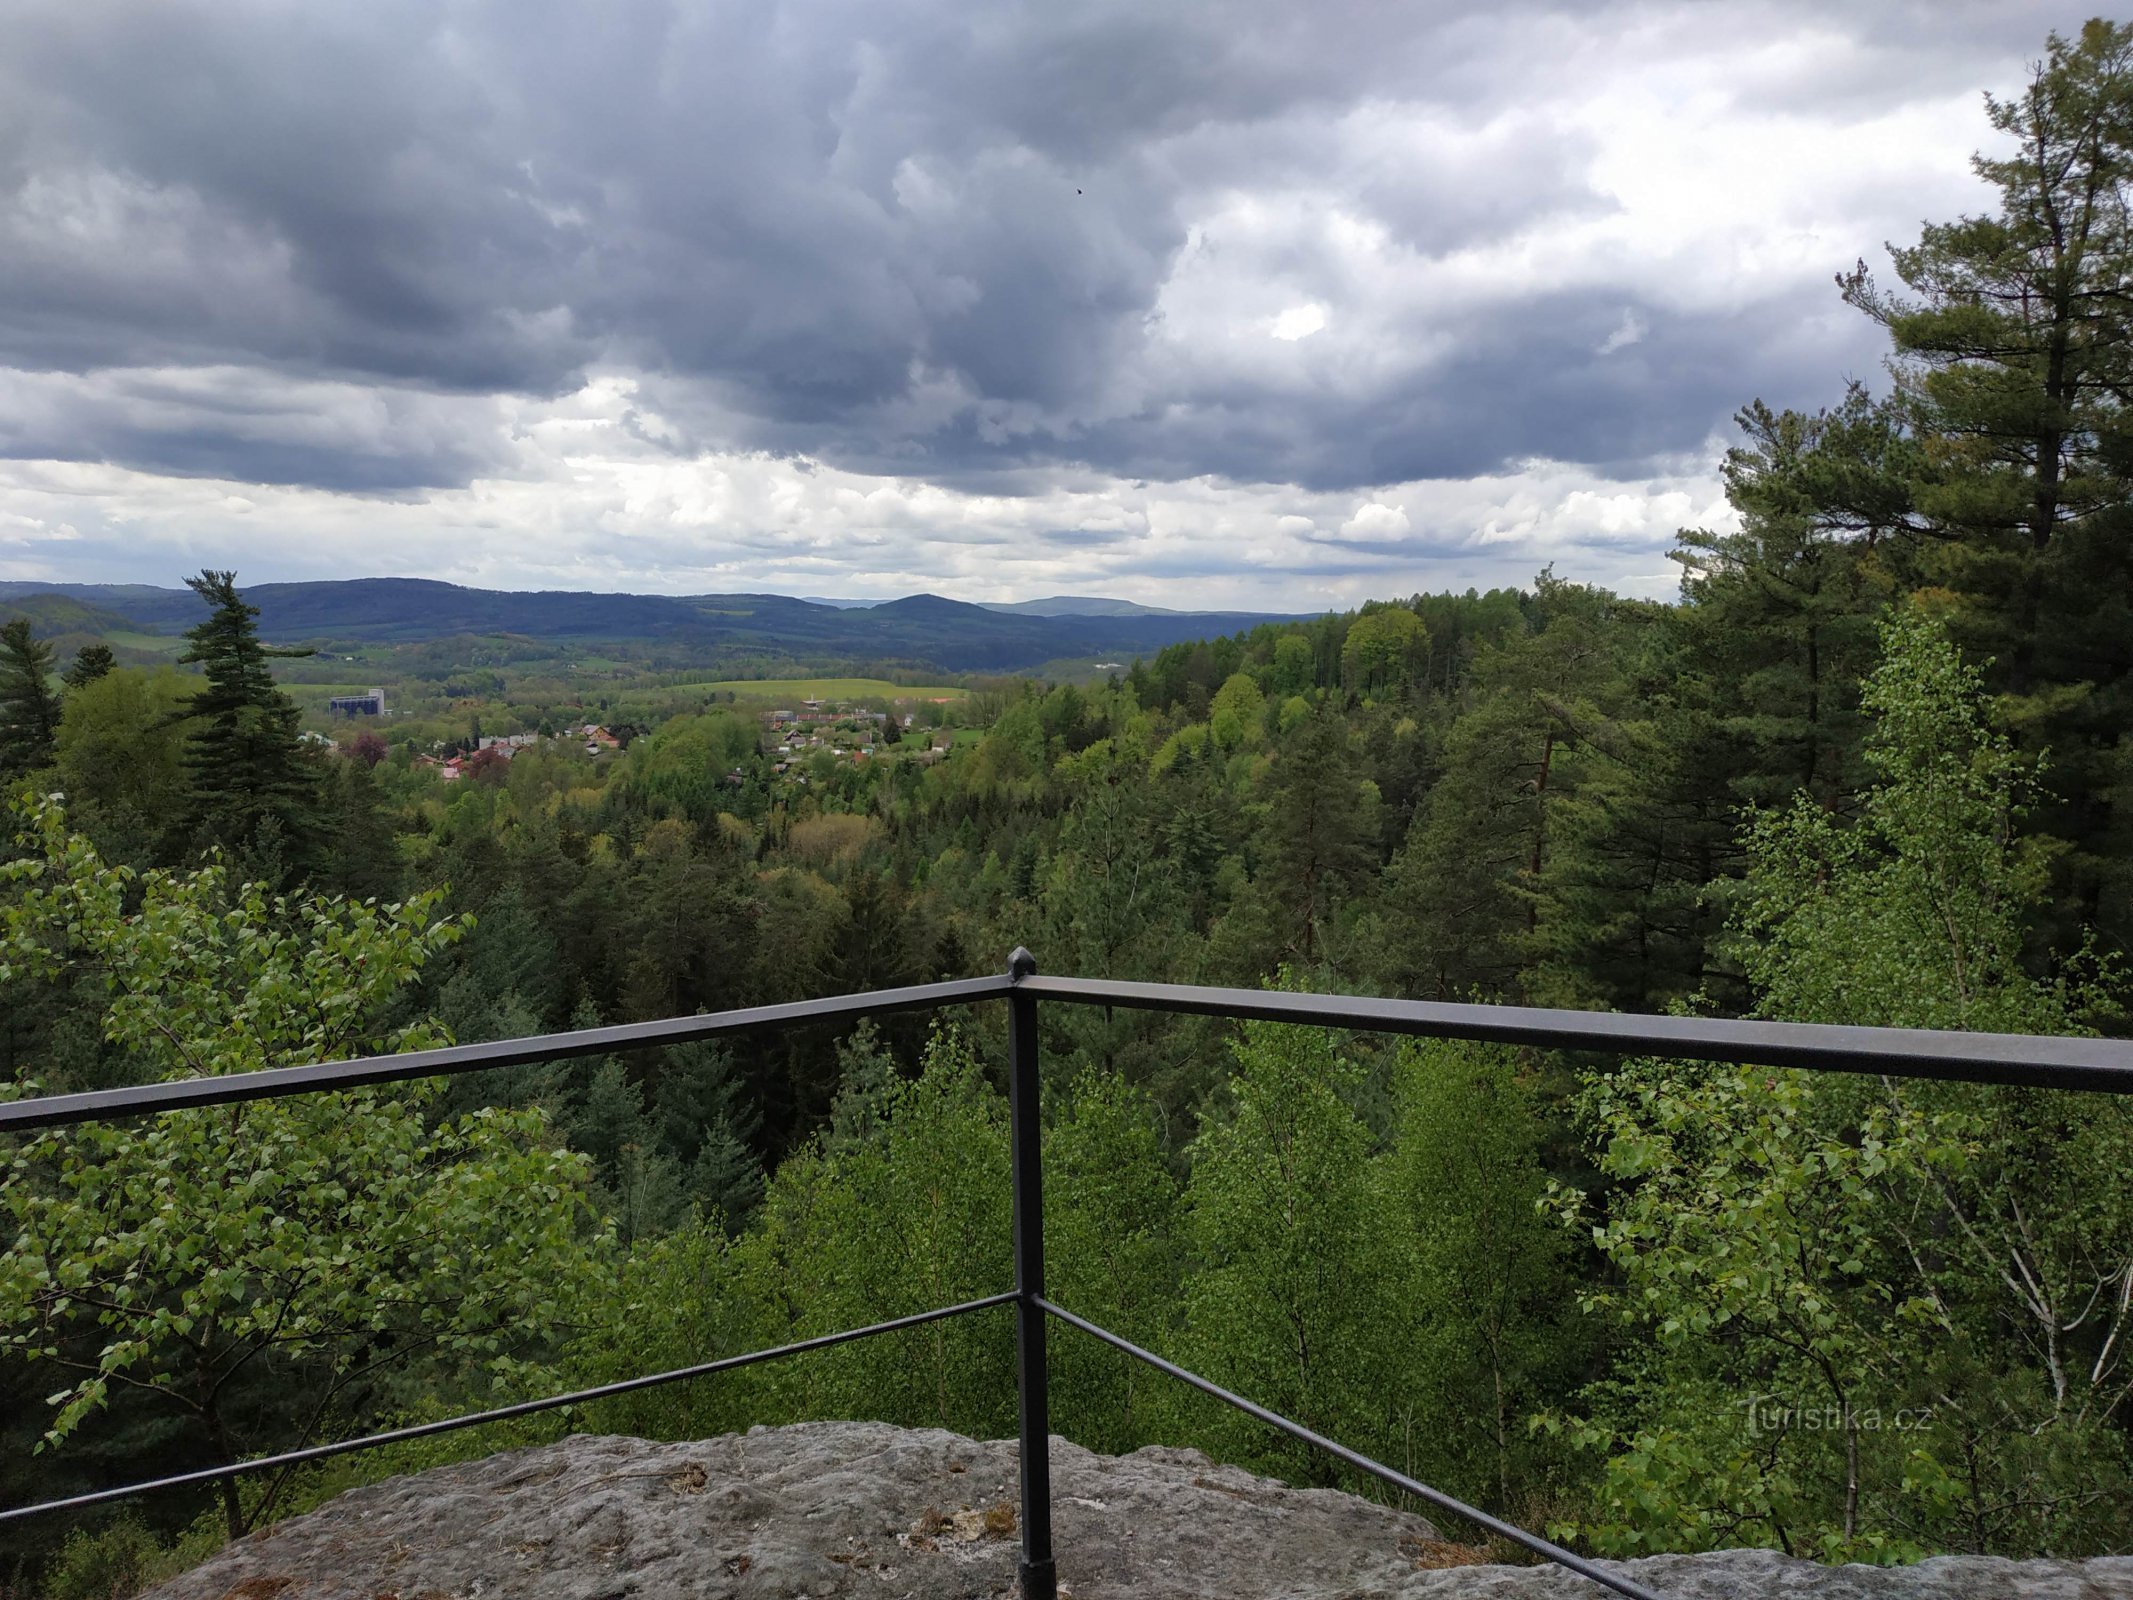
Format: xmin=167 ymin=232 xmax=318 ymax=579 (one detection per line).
xmin=4 ymin=19 xmax=2133 ymax=1596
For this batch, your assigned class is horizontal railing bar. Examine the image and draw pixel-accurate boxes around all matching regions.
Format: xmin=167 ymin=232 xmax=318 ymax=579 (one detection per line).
xmin=0 ymin=1291 xmax=1016 ymax=1526
xmin=1017 ymin=976 xmax=2133 ymax=1094
xmin=1037 ymin=1297 xmax=1664 ymax=1600
xmin=0 ymin=975 xmax=1015 ymax=1133
xmin=11 ymin=972 xmax=2127 ymax=1134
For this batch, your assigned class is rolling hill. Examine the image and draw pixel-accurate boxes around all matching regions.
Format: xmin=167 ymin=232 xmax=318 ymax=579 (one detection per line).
xmin=977 ymin=595 xmax=1188 ymax=617
xmin=0 ymin=579 xmax=1308 ymax=673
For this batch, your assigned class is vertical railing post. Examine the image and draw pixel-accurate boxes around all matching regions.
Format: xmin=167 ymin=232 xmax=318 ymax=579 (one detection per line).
xmin=1006 ymin=946 xmax=1056 ymax=1600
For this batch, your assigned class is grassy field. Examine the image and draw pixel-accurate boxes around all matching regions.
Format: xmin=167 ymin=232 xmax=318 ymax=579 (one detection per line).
xmin=108 ymin=629 xmax=183 ymax=657
xmin=675 ymin=677 xmax=968 ymax=702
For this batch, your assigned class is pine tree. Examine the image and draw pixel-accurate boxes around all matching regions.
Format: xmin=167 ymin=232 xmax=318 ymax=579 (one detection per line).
xmin=1377 ymin=577 xmax=1640 ymax=1003
xmin=562 ymin=1057 xmax=687 ymax=1243
xmin=1582 ymin=396 xmax=1906 ymax=1007
xmin=1842 ymin=22 xmax=2133 ymax=588
xmin=1673 ymin=392 xmax=1897 ymax=808
xmin=0 ymin=618 xmax=60 ymax=780
xmin=1838 ymin=22 xmax=2133 ymax=943
xmin=174 ymin=571 xmax=318 ymax=865
xmin=1381 ymin=691 xmax=1543 ymax=999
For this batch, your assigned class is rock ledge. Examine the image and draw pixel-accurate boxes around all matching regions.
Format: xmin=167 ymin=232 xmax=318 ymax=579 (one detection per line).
xmin=142 ymin=1423 xmax=2133 ymax=1599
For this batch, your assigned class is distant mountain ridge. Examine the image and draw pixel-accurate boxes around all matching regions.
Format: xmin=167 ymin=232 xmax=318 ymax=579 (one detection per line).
xmin=0 ymin=579 xmax=1308 ymax=673
xmin=787 ymin=594 xmax=1193 ymax=617
xmin=978 ymin=595 xmax=1189 ymax=617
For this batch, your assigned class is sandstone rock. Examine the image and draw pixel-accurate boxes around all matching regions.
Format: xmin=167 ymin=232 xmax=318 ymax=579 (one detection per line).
xmin=140 ymin=1423 xmax=2133 ymax=1600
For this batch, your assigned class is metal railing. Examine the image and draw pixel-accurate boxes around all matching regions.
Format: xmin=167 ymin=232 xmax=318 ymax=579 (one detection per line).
xmin=5 ymin=949 xmax=2132 ymax=1600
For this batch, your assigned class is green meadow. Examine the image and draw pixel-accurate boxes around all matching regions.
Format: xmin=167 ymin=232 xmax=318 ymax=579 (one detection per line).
xmin=674 ymin=676 xmax=968 ymax=702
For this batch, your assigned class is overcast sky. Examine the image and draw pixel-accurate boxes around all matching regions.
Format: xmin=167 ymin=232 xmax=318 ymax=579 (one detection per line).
xmin=0 ymin=1 xmax=2101 ymax=608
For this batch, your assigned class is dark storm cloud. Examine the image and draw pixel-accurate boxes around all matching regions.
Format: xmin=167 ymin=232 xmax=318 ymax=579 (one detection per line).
xmin=1 ymin=8 xmax=593 ymax=395
xmin=0 ymin=366 xmax=503 ymax=490
xmin=0 ymin=0 xmax=2100 ymax=494
xmin=869 ymin=282 xmax=1851 ymax=494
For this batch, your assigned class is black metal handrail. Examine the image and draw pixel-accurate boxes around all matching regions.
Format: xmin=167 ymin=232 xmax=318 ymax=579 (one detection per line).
xmin=5 ymin=953 xmax=2132 ymax=1600
xmin=0 ymin=1295 xmax=1017 ymax=1526
xmin=0 ymin=974 xmax=1015 ymax=1133
xmin=1014 ymin=973 xmax=2133 ymax=1092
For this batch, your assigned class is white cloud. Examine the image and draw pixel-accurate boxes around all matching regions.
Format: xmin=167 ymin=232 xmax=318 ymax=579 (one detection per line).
xmin=1267 ymin=303 xmax=1328 ymax=341
xmin=1339 ymin=501 xmax=1412 ymax=541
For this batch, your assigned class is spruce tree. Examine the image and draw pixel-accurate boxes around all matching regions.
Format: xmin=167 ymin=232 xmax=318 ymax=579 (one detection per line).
xmin=60 ymin=643 xmax=115 ymax=690
xmin=0 ymin=618 xmax=60 ymax=779
xmin=175 ymin=570 xmax=318 ymax=866
xmin=655 ymin=1039 xmax=765 ymax=1228
xmin=1253 ymin=700 xmax=1379 ymax=965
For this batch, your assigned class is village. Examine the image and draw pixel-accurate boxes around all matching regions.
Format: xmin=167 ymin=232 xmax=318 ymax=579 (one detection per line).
xmin=760 ymin=699 xmax=952 ymax=783
xmin=407 ymin=699 xmax=953 ymax=785
xmin=412 ymin=721 xmax=623 ymax=782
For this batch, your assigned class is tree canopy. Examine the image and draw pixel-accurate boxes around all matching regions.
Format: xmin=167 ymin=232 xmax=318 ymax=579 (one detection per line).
xmin=0 ymin=797 xmax=598 ymax=1539
xmin=10 ymin=21 xmax=2133 ymax=1588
